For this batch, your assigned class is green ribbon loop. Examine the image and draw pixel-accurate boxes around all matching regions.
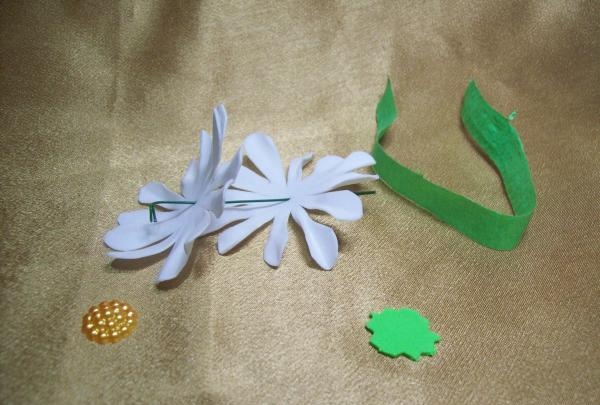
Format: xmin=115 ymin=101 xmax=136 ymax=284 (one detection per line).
xmin=372 ymin=80 xmax=536 ymax=250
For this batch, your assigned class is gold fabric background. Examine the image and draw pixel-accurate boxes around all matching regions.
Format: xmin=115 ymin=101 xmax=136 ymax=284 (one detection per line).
xmin=1 ymin=1 xmax=599 ymax=404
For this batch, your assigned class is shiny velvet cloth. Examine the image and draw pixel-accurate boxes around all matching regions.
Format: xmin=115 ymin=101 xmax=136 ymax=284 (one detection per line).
xmin=1 ymin=1 xmax=599 ymax=404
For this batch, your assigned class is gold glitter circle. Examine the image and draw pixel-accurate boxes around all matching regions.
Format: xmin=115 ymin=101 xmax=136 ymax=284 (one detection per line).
xmin=82 ymin=300 xmax=138 ymax=344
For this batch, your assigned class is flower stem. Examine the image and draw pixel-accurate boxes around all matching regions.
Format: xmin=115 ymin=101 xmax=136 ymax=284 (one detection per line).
xmin=147 ymin=190 xmax=376 ymax=223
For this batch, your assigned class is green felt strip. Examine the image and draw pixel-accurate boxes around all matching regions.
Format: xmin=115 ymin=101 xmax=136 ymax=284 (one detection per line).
xmin=372 ymin=80 xmax=536 ymax=250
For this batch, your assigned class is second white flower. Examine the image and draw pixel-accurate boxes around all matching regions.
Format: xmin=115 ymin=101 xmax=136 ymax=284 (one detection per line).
xmin=215 ymin=133 xmax=379 ymax=269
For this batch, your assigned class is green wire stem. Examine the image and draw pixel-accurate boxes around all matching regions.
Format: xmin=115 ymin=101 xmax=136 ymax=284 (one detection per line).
xmin=147 ymin=190 xmax=376 ymax=223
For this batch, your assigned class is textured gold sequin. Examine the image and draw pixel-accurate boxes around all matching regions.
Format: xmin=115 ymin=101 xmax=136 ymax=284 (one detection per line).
xmin=82 ymin=300 xmax=138 ymax=344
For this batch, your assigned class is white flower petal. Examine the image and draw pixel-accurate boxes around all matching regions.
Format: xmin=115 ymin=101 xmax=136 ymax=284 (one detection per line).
xmin=302 ymin=152 xmax=376 ymax=189
xmin=217 ymin=211 xmax=275 ymax=254
xmin=287 ymin=153 xmax=313 ymax=186
xmin=299 ymin=190 xmax=363 ymax=221
xmin=212 ymin=104 xmax=227 ymax=144
xmin=181 ymin=159 xmax=200 ymax=199
xmin=212 ymin=148 xmax=243 ymax=189
xmin=291 ymin=206 xmax=338 ymax=270
xmin=330 ymin=151 xmax=376 ymax=174
xmin=190 ymin=211 xmax=216 ymax=240
xmin=311 ymin=155 xmax=344 ymax=175
xmin=307 ymin=172 xmax=379 ymax=195
xmin=108 ymin=233 xmax=178 ymax=260
xmin=208 ymin=105 xmax=226 ymax=179
xmin=301 ymin=158 xmax=340 ymax=187
xmin=197 ymin=130 xmax=213 ymax=189
xmin=224 ymin=189 xmax=288 ymax=210
xmin=233 ymin=166 xmax=285 ymax=196
xmin=224 ymin=189 xmax=265 ymax=202
xmin=243 ymin=133 xmax=286 ymax=186
xmin=263 ymin=208 xmax=290 ymax=267
xmin=199 ymin=186 xmax=226 ymax=217
xmin=155 ymin=241 xmax=190 ymax=283
xmin=155 ymin=209 xmax=211 ymax=283
xmin=117 ymin=209 xmax=180 ymax=225
xmin=105 ymin=211 xmax=188 ymax=251
xmin=138 ymin=182 xmax=185 ymax=210
xmin=205 ymin=206 xmax=270 ymax=234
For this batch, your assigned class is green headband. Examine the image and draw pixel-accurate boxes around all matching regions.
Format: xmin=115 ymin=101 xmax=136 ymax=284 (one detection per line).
xmin=372 ymin=80 xmax=536 ymax=250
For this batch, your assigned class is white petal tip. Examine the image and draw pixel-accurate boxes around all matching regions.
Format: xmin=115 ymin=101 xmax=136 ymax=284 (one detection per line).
xmin=103 ymin=232 xmax=119 ymax=250
xmin=351 ymin=151 xmax=376 ymax=165
xmin=345 ymin=213 xmax=364 ymax=222
xmin=319 ymin=257 xmax=336 ymax=270
xmin=154 ymin=274 xmax=173 ymax=284
xmin=154 ymin=275 xmax=165 ymax=284
xmin=263 ymin=254 xmax=282 ymax=268
xmin=216 ymin=239 xmax=230 ymax=255
xmin=155 ymin=268 xmax=181 ymax=284
xmin=106 ymin=252 xmax=119 ymax=263
xmin=245 ymin=132 xmax=272 ymax=144
xmin=213 ymin=104 xmax=226 ymax=117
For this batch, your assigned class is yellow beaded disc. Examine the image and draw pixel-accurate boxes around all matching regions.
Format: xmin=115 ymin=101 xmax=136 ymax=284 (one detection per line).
xmin=82 ymin=300 xmax=138 ymax=344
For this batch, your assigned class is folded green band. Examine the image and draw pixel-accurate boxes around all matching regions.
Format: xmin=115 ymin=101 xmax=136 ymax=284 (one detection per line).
xmin=372 ymin=80 xmax=536 ymax=250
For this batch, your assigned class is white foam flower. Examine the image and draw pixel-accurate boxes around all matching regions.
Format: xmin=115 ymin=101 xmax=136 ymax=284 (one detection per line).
xmin=212 ymin=133 xmax=378 ymax=269
xmin=104 ymin=105 xmax=243 ymax=283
